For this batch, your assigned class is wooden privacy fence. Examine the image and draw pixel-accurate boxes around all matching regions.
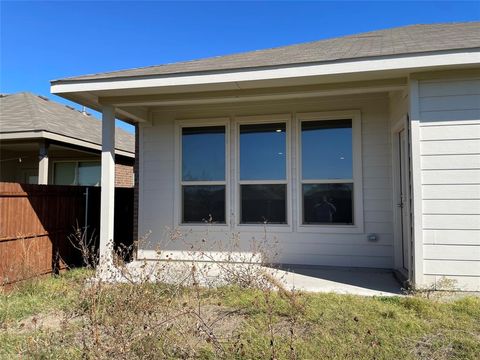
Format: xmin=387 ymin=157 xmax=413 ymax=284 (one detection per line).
xmin=0 ymin=183 xmax=85 ymax=285
xmin=0 ymin=182 xmax=134 ymax=286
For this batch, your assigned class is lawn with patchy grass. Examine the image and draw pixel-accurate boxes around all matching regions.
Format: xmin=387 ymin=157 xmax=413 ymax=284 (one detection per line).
xmin=1 ymin=269 xmax=479 ymax=359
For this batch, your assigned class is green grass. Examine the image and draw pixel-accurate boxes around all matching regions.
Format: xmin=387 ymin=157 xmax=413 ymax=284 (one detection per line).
xmin=1 ymin=270 xmax=479 ymax=359
xmin=217 ymin=287 xmax=480 ymax=359
xmin=0 ymin=269 xmax=91 ymax=324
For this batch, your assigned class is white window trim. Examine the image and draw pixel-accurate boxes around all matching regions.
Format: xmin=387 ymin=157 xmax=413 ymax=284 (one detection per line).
xmin=295 ymin=110 xmax=364 ymax=234
xmin=174 ymin=117 xmax=230 ymax=231
xmin=52 ymin=159 xmax=101 ymax=186
xmin=233 ymin=114 xmax=293 ymax=232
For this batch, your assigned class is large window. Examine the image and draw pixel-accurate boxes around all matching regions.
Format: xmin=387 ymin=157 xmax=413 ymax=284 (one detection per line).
xmin=54 ymin=161 xmax=101 ymax=186
xmin=181 ymin=126 xmax=226 ymax=223
xmin=239 ymin=122 xmax=287 ymax=224
xmin=176 ymin=112 xmax=361 ymax=230
xmin=300 ymin=119 xmax=354 ymax=225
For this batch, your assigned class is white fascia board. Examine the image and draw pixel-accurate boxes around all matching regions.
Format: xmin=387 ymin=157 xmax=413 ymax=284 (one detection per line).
xmin=0 ymin=131 xmax=134 ymax=158
xmin=51 ymin=50 xmax=480 ymax=94
xmin=0 ymin=131 xmax=43 ymax=141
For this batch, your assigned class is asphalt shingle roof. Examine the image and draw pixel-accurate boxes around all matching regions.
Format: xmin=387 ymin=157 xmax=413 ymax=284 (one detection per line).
xmin=0 ymin=92 xmax=135 ymax=154
xmin=54 ymin=22 xmax=480 ymax=83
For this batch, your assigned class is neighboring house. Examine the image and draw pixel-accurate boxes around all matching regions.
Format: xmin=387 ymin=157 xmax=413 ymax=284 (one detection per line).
xmin=51 ymin=22 xmax=480 ymax=290
xmin=0 ymin=92 xmax=135 ymax=187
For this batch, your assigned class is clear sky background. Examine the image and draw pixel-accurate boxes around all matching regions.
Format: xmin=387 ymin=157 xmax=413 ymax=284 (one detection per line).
xmin=1 ymin=1 xmax=479 ymax=133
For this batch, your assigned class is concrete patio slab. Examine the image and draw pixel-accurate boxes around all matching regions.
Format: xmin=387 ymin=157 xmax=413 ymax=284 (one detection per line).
xmin=273 ymin=265 xmax=403 ymax=297
xmin=100 ymin=260 xmax=403 ymax=297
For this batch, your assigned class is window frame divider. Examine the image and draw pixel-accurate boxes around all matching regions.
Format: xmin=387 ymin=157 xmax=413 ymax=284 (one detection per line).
xmin=181 ymin=181 xmax=226 ymax=186
xmin=301 ymin=179 xmax=353 ymax=184
xmin=238 ymin=179 xmax=287 ymax=185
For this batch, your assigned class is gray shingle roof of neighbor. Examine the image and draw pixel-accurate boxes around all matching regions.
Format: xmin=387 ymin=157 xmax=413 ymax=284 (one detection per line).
xmin=0 ymin=92 xmax=135 ymax=154
xmin=53 ymin=22 xmax=480 ymax=83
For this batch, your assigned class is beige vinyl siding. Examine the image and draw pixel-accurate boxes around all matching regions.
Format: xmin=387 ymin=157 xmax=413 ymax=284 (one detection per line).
xmin=423 ymin=229 xmax=480 ymax=245
xmin=423 ymin=199 xmax=480 ymax=214
xmin=138 ymin=93 xmax=394 ymax=268
xmin=419 ymin=76 xmax=480 ymax=291
xmin=422 ymin=170 xmax=480 ymax=184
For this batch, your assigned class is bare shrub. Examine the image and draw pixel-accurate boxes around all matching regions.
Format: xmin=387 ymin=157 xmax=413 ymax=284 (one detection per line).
xmin=67 ymin=222 xmax=98 ymax=269
xmin=157 ymin=223 xmax=283 ymax=290
xmin=13 ymin=223 xmax=307 ymax=359
xmin=1 ymin=233 xmax=38 ymax=286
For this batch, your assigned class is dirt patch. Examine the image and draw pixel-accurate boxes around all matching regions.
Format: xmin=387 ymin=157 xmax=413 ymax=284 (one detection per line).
xmin=198 ymin=304 xmax=245 ymax=335
xmin=164 ymin=303 xmax=246 ymax=353
xmin=412 ymin=332 xmax=456 ymax=360
xmin=16 ymin=311 xmax=76 ymax=333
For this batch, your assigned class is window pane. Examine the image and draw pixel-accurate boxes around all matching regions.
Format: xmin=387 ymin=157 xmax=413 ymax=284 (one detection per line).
xmin=240 ymin=123 xmax=286 ymax=180
xmin=78 ymin=161 xmax=101 ymax=186
xmin=302 ymin=120 xmax=352 ymax=180
xmin=182 ymin=126 xmax=225 ymax=181
xmin=241 ymin=184 xmax=286 ymax=224
xmin=182 ymin=185 xmax=225 ymax=223
xmin=54 ymin=162 xmax=76 ymax=185
xmin=303 ymin=183 xmax=353 ymax=225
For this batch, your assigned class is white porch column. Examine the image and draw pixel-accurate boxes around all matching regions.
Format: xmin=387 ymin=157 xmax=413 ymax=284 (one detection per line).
xmin=38 ymin=141 xmax=49 ymax=184
xmin=100 ymin=105 xmax=116 ymax=267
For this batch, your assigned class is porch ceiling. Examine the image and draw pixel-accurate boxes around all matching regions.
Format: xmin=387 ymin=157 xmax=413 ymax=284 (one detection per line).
xmin=54 ymin=76 xmax=409 ymax=125
xmin=98 ymin=78 xmax=407 ymax=108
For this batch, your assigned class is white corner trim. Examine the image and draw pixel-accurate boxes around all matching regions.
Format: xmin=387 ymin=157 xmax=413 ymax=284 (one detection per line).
xmin=51 ymin=51 xmax=480 ymax=94
xmin=408 ymin=79 xmax=425 ymax=287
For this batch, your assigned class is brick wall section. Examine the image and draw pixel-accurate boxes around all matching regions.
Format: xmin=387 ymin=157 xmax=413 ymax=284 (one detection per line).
xmin=115 ymin=163 xmax=134 ymax=188
xmin=133 ymin=124 xmax=139 ymax=245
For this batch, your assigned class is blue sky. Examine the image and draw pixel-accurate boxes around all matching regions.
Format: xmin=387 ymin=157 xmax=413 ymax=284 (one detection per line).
xmin=1 ymin=1 xmax=479 ymax=133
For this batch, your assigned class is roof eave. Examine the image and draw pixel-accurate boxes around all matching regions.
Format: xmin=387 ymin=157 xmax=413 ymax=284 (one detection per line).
xmin=51 ymin=48 xmax=480 ymax=86
xmin=50 ymin=48 xmax=480 ymax=117
xmin=0 ymin=130 xmax=135 ymax=158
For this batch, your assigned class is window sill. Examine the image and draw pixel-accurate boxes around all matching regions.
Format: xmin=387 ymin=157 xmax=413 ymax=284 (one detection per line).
xmin=177 ymin=224 xmax=230 ymax=232
xmin=234 ymin=223 xmax=293 ymax=233
xmin=296 ymin=223 xmax=364 ymax=234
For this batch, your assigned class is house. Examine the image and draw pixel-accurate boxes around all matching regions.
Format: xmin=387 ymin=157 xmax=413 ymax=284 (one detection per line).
xmin=50 ymin=22 xmax=480 ymax=291
xmin=0 ymin=92 xmax=135 ymax=187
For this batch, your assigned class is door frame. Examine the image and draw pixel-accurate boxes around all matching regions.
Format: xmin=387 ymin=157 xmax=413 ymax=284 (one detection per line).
xmin=391 ymin=115 xmax=412 ymax=280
